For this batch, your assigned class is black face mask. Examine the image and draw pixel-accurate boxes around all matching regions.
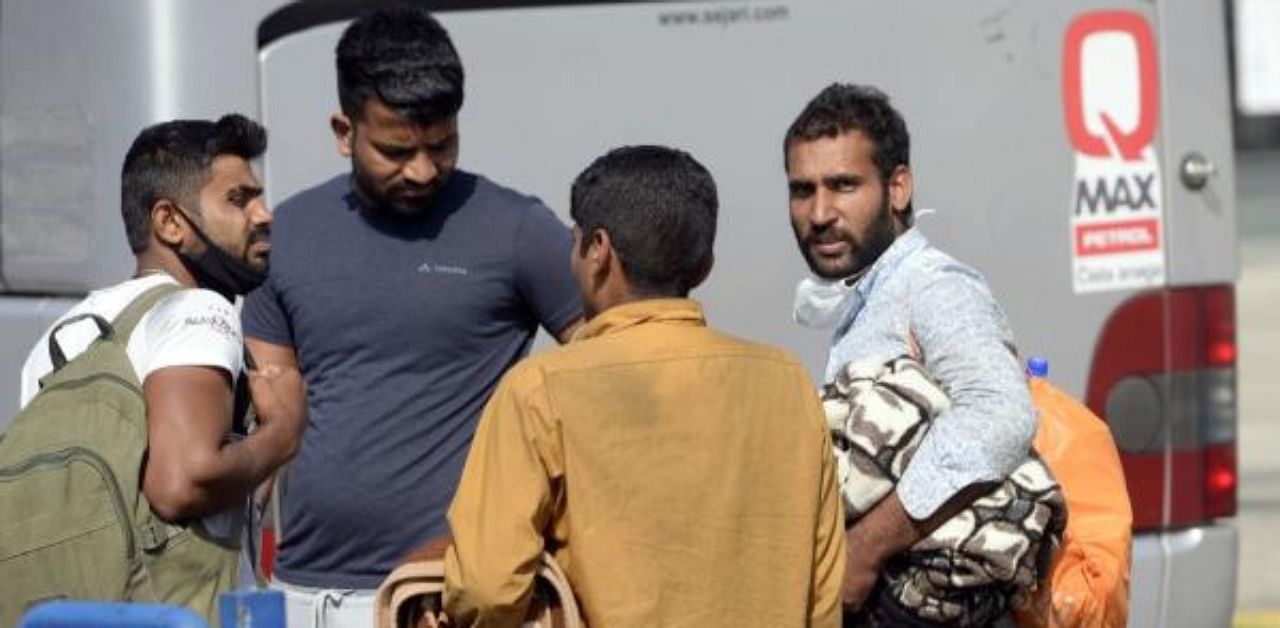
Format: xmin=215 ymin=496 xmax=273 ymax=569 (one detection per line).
xmin=173 ymin=207 xmax=266 ymax=302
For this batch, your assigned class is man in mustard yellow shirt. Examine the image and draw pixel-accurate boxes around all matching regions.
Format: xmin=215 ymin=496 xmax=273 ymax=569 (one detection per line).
xmin=443 ymin=145 xmax=845 ymax=627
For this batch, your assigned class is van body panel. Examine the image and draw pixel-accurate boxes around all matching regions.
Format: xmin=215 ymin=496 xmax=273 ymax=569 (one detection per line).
xmin=1129 ymin=524 xmax=1238 ymax=627
xmin=1164 ymin=524 xmax=1239 ymax=626
xmin=0 ymin=296 xmax=76 ymax=419
xmin=0 ymin=0 xmax=279 ymax=295
xmin=2 ymin=0 xmax=157 ymax=293
xmin=1129 ymin=535 xmax=1165 ymax=626
xmin=1156 ymin=0 xmax=1239 ymax=285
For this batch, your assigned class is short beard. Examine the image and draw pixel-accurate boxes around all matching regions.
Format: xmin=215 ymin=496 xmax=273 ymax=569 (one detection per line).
xmin=350 ymin=160 xmax=434 ymax=217
xmin=851 ymin=196 xmax=896 ymax=274
xmin=803 ymin=192 xmax=897 ymax=279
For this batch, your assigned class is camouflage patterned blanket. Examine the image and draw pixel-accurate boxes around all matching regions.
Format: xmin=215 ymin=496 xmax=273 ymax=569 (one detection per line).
xmin=823 ymin=357 xmax=1067 ymax=627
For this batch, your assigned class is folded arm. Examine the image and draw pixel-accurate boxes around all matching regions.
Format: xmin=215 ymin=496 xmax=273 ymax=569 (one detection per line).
xmin=841 ymin=268 xmax=1033 ymax=609
xmin=896 ymin=268 xmax=1035 ymax=520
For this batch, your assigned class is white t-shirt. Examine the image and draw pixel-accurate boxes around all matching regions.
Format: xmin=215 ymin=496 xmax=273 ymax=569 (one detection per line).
xmin=20 ymin=273 xmax=243 ymax=406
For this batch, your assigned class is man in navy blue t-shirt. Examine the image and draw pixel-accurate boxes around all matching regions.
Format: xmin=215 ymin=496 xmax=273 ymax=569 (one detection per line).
xmin=241 ymin=8 xmax=582 ymax=624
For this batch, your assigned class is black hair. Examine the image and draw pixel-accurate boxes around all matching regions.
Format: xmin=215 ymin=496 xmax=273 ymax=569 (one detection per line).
xmin=336 ymin=6 xmax=464 ymax=124
xmin=120 ymin=114 xmax=267 ymax=253
xmin=571 ymin=145 xmax=718 ymax=297
xmin=784 ymin=83 xmax=913 ymax=221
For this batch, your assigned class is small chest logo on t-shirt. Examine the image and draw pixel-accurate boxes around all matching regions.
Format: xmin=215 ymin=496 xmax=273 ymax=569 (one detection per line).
xmin=417 ymin=262 xmax=469 ymax=276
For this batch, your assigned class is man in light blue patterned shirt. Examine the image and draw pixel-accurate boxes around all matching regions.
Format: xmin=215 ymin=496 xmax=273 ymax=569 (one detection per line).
xmin=783 ymin=83 xmax=1036 ymax=613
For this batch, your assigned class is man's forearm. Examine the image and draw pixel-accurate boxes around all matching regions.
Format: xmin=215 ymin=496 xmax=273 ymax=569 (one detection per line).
xmin=848 ymin=492 xmax=920 ymax=567
xmin=841 ymin=484 xmax=996 ymax=609
xmin=851 ymin=482 xmax=996 ymax=564
xmin=143 ymin=365 xmax=304 ymax=522
xmin=223 ymin=420 xmax=297 ymax=491
xmin=152 ymin=420 xmax=297 ymax=521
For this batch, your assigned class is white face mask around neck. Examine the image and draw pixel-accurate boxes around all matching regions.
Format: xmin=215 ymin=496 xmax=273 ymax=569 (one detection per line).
xmin=792 ymin=273 xmax=863 ymax=329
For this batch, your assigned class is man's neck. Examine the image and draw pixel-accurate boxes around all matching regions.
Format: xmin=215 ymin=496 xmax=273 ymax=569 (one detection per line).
xmin=588 ymin=285 xmax=688 ymax=322
xmin=349 ymin=174 xmax=443 ymax=221
xmin=134 ymin=250 xmax=196 ymax=289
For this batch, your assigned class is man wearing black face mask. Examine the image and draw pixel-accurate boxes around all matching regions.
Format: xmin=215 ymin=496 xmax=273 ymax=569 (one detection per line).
xmin=18 ymin=115 xmax=307 ymax=615
xmin=170 ymin=202 xmax=271 ymax=302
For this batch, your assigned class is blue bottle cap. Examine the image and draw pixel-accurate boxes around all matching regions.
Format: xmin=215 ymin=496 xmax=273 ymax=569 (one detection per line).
xmin=1026 ymin=357 xmax=1049 ymax=378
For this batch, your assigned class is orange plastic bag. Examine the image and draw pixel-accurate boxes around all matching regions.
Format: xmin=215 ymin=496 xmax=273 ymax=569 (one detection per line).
xmin=1014 ymin=377 xmax=1133 ymax=628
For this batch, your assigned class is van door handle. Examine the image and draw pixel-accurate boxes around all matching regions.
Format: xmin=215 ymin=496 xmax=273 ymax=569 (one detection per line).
xmin=1180 ymin=152 xmax=1217 ymax=190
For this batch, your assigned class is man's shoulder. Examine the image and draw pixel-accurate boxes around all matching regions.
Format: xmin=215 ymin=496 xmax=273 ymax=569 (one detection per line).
xmin=136 ymin=287 xmax=242 ymax=374
xmin=702 ymin=327 xmax=810 ymax=369
xmin=490 ymin=353 xmax=554 ymax=400
xmin=895 ymin=237 xmax=991 ymax=296
xmin=274 ymin=173 xmax=349 ymax=220
xmin=540 ymin=325 xmax=808 ymax=377
xmin=915 ymin=244 xmax=978 ymax=272
xmin=466 ymin=171 xmax=538 ymax=204
xmin=148 ymin=287 xmax=238 ymax=325
xmin=59 ymin=275 xmax=188 ymax=327
xmin=461 ymin=171 xmax=552 ymax=218
xmin=21 ymin=279 xmax=238 ymax=404
xmin=20 ymin=278 xmax=155 ymax=386
xmin=141 ymin=287 xmax=241 ymax=349
xmin=895 ymin=237 xmax=1013 ymax=338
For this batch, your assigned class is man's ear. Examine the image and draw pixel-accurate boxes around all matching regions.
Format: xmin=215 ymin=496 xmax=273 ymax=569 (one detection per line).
xmin=589 ymin=228 xmax=614 ymax=278
xmin=331 ymin=112 xmax=354 ymax=158
xmin=888 ymin=165 xmax=913 ymax=216
xmin=688 ymin=251 xmax=715 ymax=292
xmin=150 ymin=199 xmax=185 ymax=248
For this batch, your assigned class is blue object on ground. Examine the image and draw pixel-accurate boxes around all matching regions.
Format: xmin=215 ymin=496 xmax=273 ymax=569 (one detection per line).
xmin=18 ymin=601 xmax=207 ymax=628
xmin=219 ymin=589 xmax=286 ymax=628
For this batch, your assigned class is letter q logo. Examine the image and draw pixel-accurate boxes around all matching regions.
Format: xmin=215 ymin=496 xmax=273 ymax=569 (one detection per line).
xmin=1062 ymin=11 xmax=1158 ymax=162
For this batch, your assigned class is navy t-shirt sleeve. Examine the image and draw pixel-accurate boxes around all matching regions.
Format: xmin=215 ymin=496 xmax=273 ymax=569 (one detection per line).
xmin=242 ymin=275 xmax=294 ymax=347
xmin=513 ymin=202 xmax=582 ymax=336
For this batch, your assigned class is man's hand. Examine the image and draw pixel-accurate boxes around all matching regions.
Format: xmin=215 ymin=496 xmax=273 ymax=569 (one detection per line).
xmin=246 ymin=363 xmax=307 ymax=456
xmin=841 ymin=492 xmax=919 ymax=612
xmin=841 ymin=484 xmax=996 ymax=611
xmin=244 ymin=339 xmax=308 ymax=463
xmin=840 ymin=531 xmax=884 ymax=610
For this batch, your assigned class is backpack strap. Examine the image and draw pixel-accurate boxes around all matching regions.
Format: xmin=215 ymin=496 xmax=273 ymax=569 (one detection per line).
xmin=48 ymin=313 xmax=114 ymax=371
xmin=46 ymin=283 xmax=182 ymax=373
xmin=111 ymin=282 xmax=182 ymax=343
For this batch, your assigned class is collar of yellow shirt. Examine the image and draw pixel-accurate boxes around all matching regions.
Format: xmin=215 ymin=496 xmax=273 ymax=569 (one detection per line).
xmin=572 ymin=298 xmax=706 ymax=343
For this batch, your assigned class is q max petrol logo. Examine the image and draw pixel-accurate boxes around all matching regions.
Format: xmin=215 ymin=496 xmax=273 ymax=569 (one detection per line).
xmin=1063 ymin=10 xmax=1166 ymax=294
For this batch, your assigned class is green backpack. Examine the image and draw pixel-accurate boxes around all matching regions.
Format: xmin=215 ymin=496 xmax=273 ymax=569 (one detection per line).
xmin=0 ymin=284 xmax=241 ymax=626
